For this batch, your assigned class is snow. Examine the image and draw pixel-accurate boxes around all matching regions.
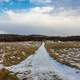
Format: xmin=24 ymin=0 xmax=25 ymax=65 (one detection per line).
xmin=0 ymin=64 xmax=4 ymax=69
xmin=4 ymin=42 xmax=80 ymax=80
xmin=6 ymin=55 xmax=33 ymax=72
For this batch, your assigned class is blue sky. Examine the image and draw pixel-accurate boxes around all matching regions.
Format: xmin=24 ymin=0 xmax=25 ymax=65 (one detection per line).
xmin=0 ymin=0 xmax=29 ymax=12
xmin=0 ymin=0 xmax=80 ymax=36
xmin=0 ymin=0 xmax=80 ymax=11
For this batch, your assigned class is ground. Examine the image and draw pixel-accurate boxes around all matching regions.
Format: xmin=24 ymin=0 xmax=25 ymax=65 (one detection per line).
xmin=0 ymin=68 xmax=18 ymax=80
xmin=0 ymin=41 xmax=41 ymax=66
xmin=45 ymin=41 xmax=80 ymax=69
xmin=0 ymin=41 xmax=80 ymax=80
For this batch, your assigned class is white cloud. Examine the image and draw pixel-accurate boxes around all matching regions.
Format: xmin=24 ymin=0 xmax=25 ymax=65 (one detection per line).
xmin=0 ymin=6 xmax=80 ymax=36
xmin=58 ymin=8 xmax=80 ymax=17
xmin=30 ymin=7 xmax=53 ymax=14
xmin=30 ymin=0 xmax=52 ymax=4
xmin=0 ymin=30 xmax=8 ymax=34
xmin=1 ymin=7 xmax=79 ymax=27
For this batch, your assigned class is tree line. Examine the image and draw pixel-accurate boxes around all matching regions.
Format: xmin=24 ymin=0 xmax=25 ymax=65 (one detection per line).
xmin=0 ymin=34 xmax=80 ymax=42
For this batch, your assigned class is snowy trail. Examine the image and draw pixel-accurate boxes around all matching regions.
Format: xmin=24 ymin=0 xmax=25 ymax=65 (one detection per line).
xmin=5 ymin=42 xmax=80 ymax=80
xmin=31 ymin=42 xmax=80 ymax=80
xmin=32 ymin=42 xmax=55 ymax=72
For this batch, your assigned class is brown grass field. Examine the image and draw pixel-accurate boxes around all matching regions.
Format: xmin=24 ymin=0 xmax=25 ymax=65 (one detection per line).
xmin=45 ymin=41 xmax=80 ymax=69
xmin=0 ymin=41 xmax=41 ymax=66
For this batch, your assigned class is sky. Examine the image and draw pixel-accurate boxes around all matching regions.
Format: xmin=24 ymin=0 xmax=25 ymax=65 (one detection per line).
xmin=0 ymin=0 xmax=80 ymax=36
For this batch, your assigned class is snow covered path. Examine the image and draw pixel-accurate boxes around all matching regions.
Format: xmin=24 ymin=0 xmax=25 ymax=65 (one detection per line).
xmin=6 ymin=42 xmax=80 ymax=80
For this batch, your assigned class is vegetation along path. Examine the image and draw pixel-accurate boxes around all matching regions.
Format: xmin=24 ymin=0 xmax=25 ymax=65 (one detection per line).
xmin=4 ymin=43 xmax=80 ymax=80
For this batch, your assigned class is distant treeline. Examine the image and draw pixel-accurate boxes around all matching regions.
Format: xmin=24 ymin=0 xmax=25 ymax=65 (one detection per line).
xmin=0 ymin=34 xmax=80 ymax=42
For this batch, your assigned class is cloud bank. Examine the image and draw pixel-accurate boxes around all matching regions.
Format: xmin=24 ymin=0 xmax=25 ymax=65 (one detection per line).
xmin=0 ymin=0 xmax=80 ymax=36
xmin=1 ymin=6 xmax=79 ymax=26
xmin=0 ymin=30 xmax=8 ymax=34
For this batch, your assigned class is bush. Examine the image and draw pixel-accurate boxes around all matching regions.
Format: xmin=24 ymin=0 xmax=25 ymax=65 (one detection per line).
xmin=0 ymin=68 xmax=18 ymax=80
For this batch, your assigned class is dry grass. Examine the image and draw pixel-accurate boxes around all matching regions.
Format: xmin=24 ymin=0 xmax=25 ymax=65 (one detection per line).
xmin=0 ymin=41 xmax=41 ymax=66
xmin=45 ymin=41 xmax=80 ymax=69
xmin=45 ymin=41 xmax=80 ymax=49
xmin=0 ymin=68 xmax=18 ymax=80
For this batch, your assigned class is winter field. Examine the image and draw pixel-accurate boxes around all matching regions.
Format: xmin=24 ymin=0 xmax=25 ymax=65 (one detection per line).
xmin=0 ymin=41 xmax=80 ymax=80
xmin=45 ymin=41 xmax=80 ymax=69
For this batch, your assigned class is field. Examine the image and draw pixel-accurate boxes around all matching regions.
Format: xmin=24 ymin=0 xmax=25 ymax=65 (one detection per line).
xmin=0 ymin=41 xmax=42 ymax=80
xmin=0 ymin=41 xmax=41 ymax=66
xmin=0 ymin=41 xmax=80 ymax=80
xmin=45 ymin=41 xmax=80 ymax=69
